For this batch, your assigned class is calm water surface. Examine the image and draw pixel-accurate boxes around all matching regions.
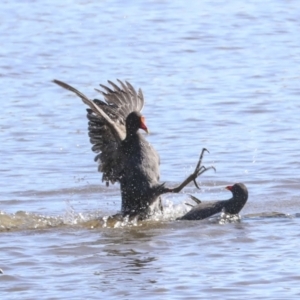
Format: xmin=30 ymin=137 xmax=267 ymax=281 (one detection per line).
xmin=1 ymin=0 xmax=300 ymax=299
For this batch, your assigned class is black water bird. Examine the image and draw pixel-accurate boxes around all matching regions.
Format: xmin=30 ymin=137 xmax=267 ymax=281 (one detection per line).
xmin=53 ymin=79 xmax=214 ymax=219
xmin=179 ymin=183 xmax=248 ymax=220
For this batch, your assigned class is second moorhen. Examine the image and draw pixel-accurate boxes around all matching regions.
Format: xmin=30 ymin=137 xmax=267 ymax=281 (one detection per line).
xmin=179 ymin=183 xmax=248 ymax=220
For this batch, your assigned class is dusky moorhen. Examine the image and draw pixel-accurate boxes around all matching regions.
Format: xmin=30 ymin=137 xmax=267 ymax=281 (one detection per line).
xmin=53 ymin=79 xmax=214 ymax=219
xmin=178 ymin=183 xmax=248 ymax=220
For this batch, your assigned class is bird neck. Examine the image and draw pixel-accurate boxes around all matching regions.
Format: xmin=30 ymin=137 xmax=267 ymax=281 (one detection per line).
xmin=125 ymin=126 xmax=141 ymax=140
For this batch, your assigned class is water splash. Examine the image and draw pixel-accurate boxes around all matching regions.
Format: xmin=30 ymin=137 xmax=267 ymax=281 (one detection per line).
xmin=218 ymin=212 xmax=242 ymax=224
xmin=0 ymin=210 xmax=64 ymax=231
xmin=0 ymin=197 xmax=191 ymax=231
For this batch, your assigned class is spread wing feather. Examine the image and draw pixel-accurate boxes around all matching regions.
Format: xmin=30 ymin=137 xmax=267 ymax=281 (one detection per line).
xmin=53 ymin=79 xmax=145 ymax=185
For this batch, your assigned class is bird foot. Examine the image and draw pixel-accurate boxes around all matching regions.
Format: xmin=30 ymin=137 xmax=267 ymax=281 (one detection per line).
xmin=191 ymin=148 xmax=216 ymax=190
xmin=170 ymin=148 xmax=216 ymax=193
xmin=185 ymin=194 xmax=202 ymax=208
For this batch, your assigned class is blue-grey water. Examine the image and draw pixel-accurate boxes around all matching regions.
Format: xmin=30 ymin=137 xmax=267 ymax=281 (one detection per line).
xmin=1 ymin=0 xmax=300 ymax=299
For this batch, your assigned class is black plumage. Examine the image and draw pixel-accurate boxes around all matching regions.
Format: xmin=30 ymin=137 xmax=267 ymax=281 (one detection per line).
xmin=179 ymin=183 xmax=248 ymax=220
xmin=53 ymin=79 xmax=214 ymax=219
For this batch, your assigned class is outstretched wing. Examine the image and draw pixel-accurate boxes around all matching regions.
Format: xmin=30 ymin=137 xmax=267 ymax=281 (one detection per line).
xmin=53 ymin=79 xmax=145 ymax=185
xmin=95 ymin=79 xmax=144 ymax=120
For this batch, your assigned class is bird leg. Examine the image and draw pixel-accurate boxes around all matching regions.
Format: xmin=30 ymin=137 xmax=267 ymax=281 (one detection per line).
xmin=168 ymin=148 xmax=216 ymax=194
xmin=189 ymin=195 xmax=202 ymax=204
xmin=185 ymin=195 xmax=201 ymax=208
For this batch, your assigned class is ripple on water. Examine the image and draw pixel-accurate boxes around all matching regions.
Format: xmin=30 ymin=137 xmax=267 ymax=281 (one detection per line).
xmin=1 ymin=0 xmax=300 ymax=298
